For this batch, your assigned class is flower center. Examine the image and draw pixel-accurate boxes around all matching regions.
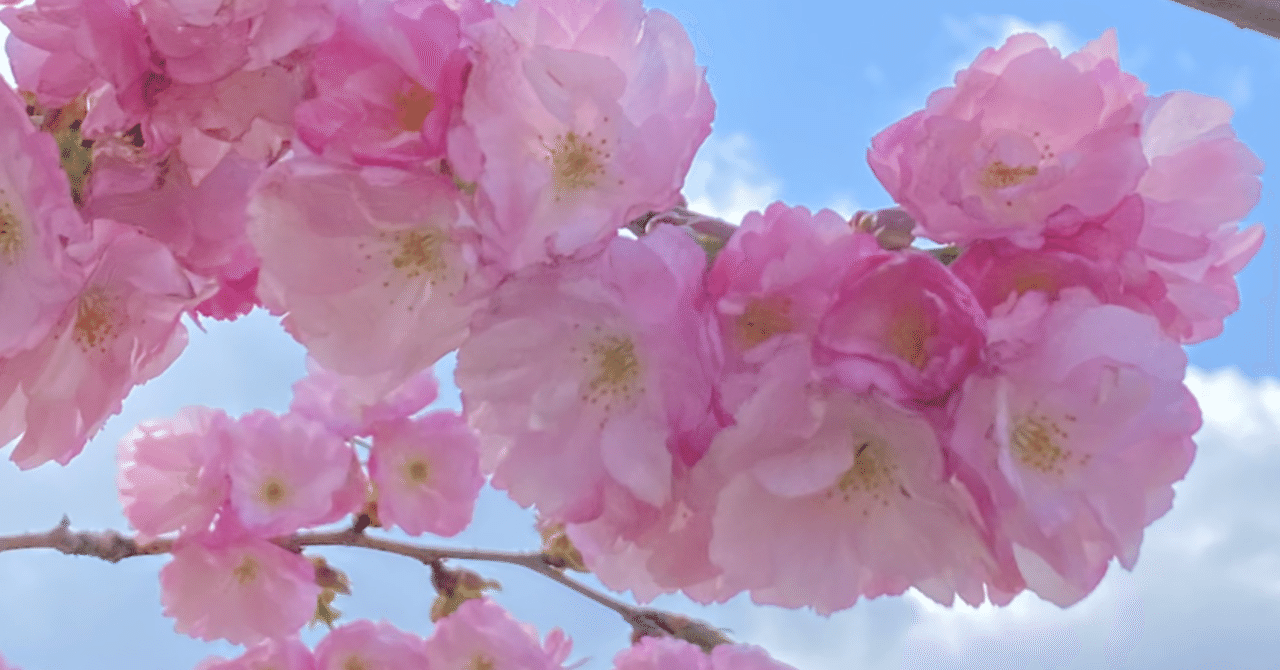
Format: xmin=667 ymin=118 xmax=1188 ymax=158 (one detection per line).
xmin=0 ymin=196 xmax=23 ymax=263
xmin=1009 ymin=412 xmax=1083 ymax=476
xmin=885 ymin=303 xmax=934 ymax=369
xmin=257 ymin=476 xmax=290 ymax=508
xmin=342 ymin=656 xmax=370 ymax=670
xmin=467 ymin=654 xmax=496 ymax=670
xmin=232 ymin=555 xmax=259 ymax=585
xmin=827 ymin=436 xmax=903 ymax=517
xmin=401 ymin=458 xmax=431 ymax=487
xmin=394 ymin=82 xmax=436 ymax=132
xmin=980 ymin=160 xmax=1038 ymax=189
xmin=73 ymin=287 xmax=120 ymax=353
xmin=386 ymin=228 xmax=449 ymax=282
xmin=578 ymin=333 xmax=642 ymax=412
xmin=546 ymin=130 xmax=607 ymax=194
xmin=736 ymin=296 xmax=793 ymax=349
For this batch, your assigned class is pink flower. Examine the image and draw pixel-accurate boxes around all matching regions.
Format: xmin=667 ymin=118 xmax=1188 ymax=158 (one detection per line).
xmin=314 ymin=620 xmax=430 ymax=670
xmin=295 ymin=0 xmax=470 ymax=167
xmin=195 ymin=638 xmax=316 ymax=670
xmin=367 ymin=412 xmax=482 ymax=537
xmin=613 ymin=636 xmax=708 ymax=670
xmin=613 ymin=637 xmax=799 ymax=670
xmin=225 ymin=410 xmax=365 ymax=537
xmin=706 ymin=203 xmax=871 ymax=367
xmin=706 ymin=346 xmax=1011 ymax=613
xmin=160 ymin=528 xmax=320 ymax=645
xmin=0 ymin=80 xmax=88 ymax=359
xmin=1130 ymin=91 xmax=1265 ymax=343
xmin=129 ymin=0 xmax=336 ymax=85
xmin=816 ymin=247 xmax=987 ymax=403
xmin=456 ymin=225 xmax=719 ymax=523
xmin=950 ymin=289 xmax=1200 ymax=606
xmin=1 ymin=219 xmax=212 ymax=469
xmin=0 ymin=0 xmax=152 ymax=108
xmin=117 ymin=405 xmax=232 ymax=541
xmin=425 ymin=598 xmax=571 ymax=670
xmin=867 ymin=30 xmax=1148 ymax=248
xmin=248 ymin=159 xmax=482 ymax=401
xmin=289 ymin=356 xmax=439 ymax=440
xmin=452 ymin=0 xmax=714 ymax=271
xmin=84 ymin=148 xmax=265 ymax=321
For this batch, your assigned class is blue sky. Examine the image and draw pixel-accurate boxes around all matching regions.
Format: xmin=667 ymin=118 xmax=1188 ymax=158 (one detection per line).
xmin=2 ymin=1 xmax=1280 ymax=669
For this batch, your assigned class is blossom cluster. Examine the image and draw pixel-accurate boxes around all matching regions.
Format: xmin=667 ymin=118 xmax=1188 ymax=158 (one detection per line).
xmin=0 ymin=0 xmax=1263 ymax=666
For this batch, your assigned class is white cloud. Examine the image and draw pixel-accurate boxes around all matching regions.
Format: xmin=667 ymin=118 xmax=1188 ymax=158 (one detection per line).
xmin=683 ymin=132 xmax=780 ymax=224
xmin=727 ymin=366 xmax=1280 ymax=670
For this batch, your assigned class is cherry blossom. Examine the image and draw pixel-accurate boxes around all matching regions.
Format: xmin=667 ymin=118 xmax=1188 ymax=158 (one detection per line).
xmin=1 ymin=219 xmax=211 ymax=469
xmin=366 ymin=412 xmax=483 ymax=537
xmin=0 ymin=80 xmax=87 ymax=359
xmin=195 ymin=638 xmax=316 ymax=670
xmin=425 ymin=598 xmax=571 ymax=670
xmin=117 ymin=405 xmax=232 ymax=541
xmin=313 ymin=620 xmax=430 ymax=670
xmin=289 ymin=356 xmax=440 ymax=439
xmin=451 ymin=0 xmax=714 ymax=270
xmin=867 ymin=30 xmax=1149 ymax=248
xmin=160 ymin=525 xmax=320 ymax=645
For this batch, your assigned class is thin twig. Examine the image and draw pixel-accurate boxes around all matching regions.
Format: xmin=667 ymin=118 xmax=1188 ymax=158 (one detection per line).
xmin=0 ymin=518 xmax=731 ymax=650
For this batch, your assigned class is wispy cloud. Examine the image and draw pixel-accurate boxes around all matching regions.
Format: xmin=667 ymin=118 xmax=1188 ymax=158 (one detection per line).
xmin=683 ymin=132 xmax=780 ymax=224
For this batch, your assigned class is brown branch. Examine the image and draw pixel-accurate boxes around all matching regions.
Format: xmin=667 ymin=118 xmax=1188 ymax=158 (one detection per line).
xmin=1169 ymin=0 xmax=1280 ymax=40
xmin=0 ymin=517 xmax=731 ymax=651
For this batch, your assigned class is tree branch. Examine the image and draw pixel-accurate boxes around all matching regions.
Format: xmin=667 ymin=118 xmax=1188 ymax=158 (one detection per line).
xmin=1169 ymin=0 xmax=1280 ymax=40
xmin=0 ymin=518 xmax=732 ymax=651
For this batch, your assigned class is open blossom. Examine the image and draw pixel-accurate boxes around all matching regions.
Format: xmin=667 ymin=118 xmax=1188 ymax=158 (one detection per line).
xmin=950 ymin=289 xmax=1200 ymax=606
xmin=249 ymin=159 xmax=482 ymax=400
xmin=289 ymin=356 xmax=439 ymax=439
xmin=706 ymin=346 xmax=1012 ymax=613
xmin=1 ymin=219 xmax=211 ymax=469
xmin=425 ymin=598 xmax=571 ymax=670
xmin=452 ymin=0 xmax=714 ymax=271
xmin=367 ymin=412 xmax=482 ymax=537
xmin=295 ymin=0 xmax=473 ymax=167
xmin=816 ymin=247 xmax=987 ymax=404
xmin=456 ymin=225 xmax=719 ymax=523
xmin=868 ymin=30 xmax=1148 ymax=248
xmin=313 ymin=620 xmax=430 ymax=670
xmin=128 ymin=0 xmax=336 ymax=85
xmin=160 ymin=527 xmax=320 ymax=645
xmin=0 ymin=81 xmax=87 ymax=359
xmin=195 ymin=638 xmax=315 ymax=670
xmin=613 ymin=636 xmax=798 ymax=670
xmin=225 ymin=410 xmax=365 ymax=537
xmin=117 ymin=405 xmax=232 ymax=541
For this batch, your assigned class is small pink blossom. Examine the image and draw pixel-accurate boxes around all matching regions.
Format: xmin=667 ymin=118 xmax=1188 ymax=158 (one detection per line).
xmin=249 ymin=159 xmax=482 ymax=401
xmin=706 ymin=346 xmax=1010 ymax=613
xmin=295 ymin=0 xmax=469 ymax=167
xmin=129 ymin=0 xmax=336 ymax=85
xmin=367 ymin=412 xmax=482 ymax=537
xmin=1 ymin=219 xmax=212 ymax=469
xmin=816 ymin=248 xmax=987 ymax=403
xmin=613 ymin=637 xmax=799 ymax=670
xmin=0 ymin=80 xmax=89 ymax=359
xmin=313 ymin=620 xmax=430 ymax=670
xmin=289 ymin=356 xmax=439 ymax=439
xmin=950 ymin=289 xmax=1200 ymax=606
xmin=456 ymin=226 xmax=718 ymax=523
xmin=868 ymin=30 xmax=1148 ymax=248
xmin=452 ymin=0 xmax=714 ymax=270
xmin=195 ymin=638 xmax=316 ymax=670
xmin=160 ymin=528 xmax=320 ymax=645
xmin=425 ymin=598 xmax=571 ymax=670
xmin=117 ymin=405 xmax=232 ymax=540
xmin=226 ymin=410 xmax=365 ymax=536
